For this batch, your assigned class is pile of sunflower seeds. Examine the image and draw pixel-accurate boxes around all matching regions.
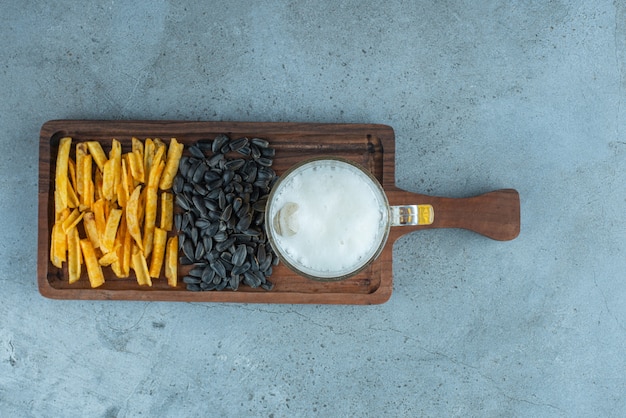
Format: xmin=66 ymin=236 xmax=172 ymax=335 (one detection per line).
xmin=173 ymin=134 xmax=278 ymax=291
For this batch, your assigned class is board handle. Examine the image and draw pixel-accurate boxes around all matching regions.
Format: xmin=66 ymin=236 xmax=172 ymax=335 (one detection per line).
xmin=387 ymin=188 xmax=520 ymax=241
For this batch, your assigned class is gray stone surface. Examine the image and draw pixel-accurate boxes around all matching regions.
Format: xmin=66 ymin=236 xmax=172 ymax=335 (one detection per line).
xmin=1 ymin=1 xmax=625 ymax=416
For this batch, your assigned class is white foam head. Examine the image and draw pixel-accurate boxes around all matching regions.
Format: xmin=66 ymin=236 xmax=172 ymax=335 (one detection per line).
xmin=267 ymin=158 xmax=389 ymax=280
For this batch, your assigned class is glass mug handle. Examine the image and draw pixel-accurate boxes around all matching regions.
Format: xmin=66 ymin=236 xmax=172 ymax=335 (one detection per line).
xmin=390 ymin=204 xmax=434 ymax=226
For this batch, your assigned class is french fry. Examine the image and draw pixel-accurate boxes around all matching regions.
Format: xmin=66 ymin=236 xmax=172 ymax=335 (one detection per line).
xmin=94 ymin=169 xmax=103 ymax=201
xmin=149 ymin=227 xmax=167 ymax=278
xmin=121 ymin=217 xmax=132 ymax=277
xmin=61 ymin=208 xmax=83 ymax=233
xmin=165 ymin=236 xmax=178 ymax=287
xmin=126 ymin=185 xmax=143 ymax=250
xmin=147 ymin=151 xmax=166 ymax=189
xmin=127 ymin=150 xmax=145 ymax=184
xmin=159 ymin=137 xmax=184 ymax=190
xmin=160 ymin=192 xmax=173 ymax=231
xmin=54 ymin=189 xmax=65 ymax=218
xmin=83 ymin=211 xmax=100 ymax=249
xmin=81 ymin=154 xmax=93 ymax=208
xmin=142 ymin=187 xmax=158 ymax=257
xmin=131 ymin=137 xmax=145 ymax=183
xmin=87 ymin=141 xmax=107 ymax=173
xmin=110 ymin=139 xmax=122 ymax=203
xmin=132 ymin=137 xmax=144 ymax=155
xmin=116 ymin=158 xmax=130 ymax=208
xmin=50 ymin=223 xmax=66 ymax=268
xmin=76 ymin=143 xmax=88 ymax=197
xmin=55 ymin=137 xmax=72 ymax=209
xmin=93 ymin=199 xmax=107 ymax=241
xmin=80 ymin=239 xmax=105 ymax=288
xmin=143 ymin=138 xmax=154 ymax=183
xmin=67 ymin=227 xmax=81 ymax=284
xmin=111 ymin=215 xmax=129 ymax=278
xmin=98 ymin=250 xmax=119 ymax=267
xmin=66 ymin=179 xmax=79 ymax=209
xmin=131 ymin=245 xmax=152 ymax=286
xmin=101 ymin=208 xmax=123 ymax=254
xmin=102 ymin=158 xmax=114 ymax=201
xmin=68 ymin=158 xmax=78 ymax=198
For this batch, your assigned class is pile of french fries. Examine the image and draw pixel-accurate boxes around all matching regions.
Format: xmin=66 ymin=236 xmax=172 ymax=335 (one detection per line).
xmin=50 ymin=136 xmax=184 ymax=288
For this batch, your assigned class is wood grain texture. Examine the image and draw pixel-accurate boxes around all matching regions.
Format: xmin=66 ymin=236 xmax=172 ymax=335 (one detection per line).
xmin=38 ymin=120 xmax=519 ymax=304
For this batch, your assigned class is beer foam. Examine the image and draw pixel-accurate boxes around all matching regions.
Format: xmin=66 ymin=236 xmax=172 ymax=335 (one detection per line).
xmin=270 ymin=160 xmax=387 ymax=278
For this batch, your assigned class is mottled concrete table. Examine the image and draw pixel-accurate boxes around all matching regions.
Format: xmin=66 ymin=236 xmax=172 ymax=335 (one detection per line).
xmin=1 ymin=1 xmax=624 ymax=416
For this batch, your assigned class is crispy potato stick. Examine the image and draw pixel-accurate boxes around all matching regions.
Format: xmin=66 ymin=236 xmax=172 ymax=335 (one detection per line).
xmin=62 ymin=210 xmax=84 ymax=233
xmin=101 ymin=208 xmax=123 ymax=254
xmin=153 ymin=138 xmax=166 ymax=156
xmin=142 ymin=187 xmax=158 ymax=257
xmin=111 ymin=215 xmax=128 ymax=277
xmin=109 ymin=138 xmax=122 ymax=159
xmin=159 ymin=138 xmax=184 ymax=190
xmin=132 ymin=137 xmax=144 ymax=155
xmin=131 ymin=138 xmax=145 ymax=183
xmin=116 ymin=158 xmax=129 ymax=207
xmin=131 ymin=245 xmax=152 ymax=286
xmin=66 ymin=179 xmax=79 ymax=209
xmin=54 ymin=189 xmax=65 ymax=217
xmin=81 ymin=154 xmax=93 ymax=208
xmin=50 ymin=223 xmax=66 ymax=268
xmin=61 ymin=208 xmax=82 ymax=232
xmin=87 ymin=141 xmax=107 ymax=173
xmin=68 ymin=158 xmax=78 ymax=197
xmin=76 ymin=143 xmax=88 ymax=197
xmin=120 ymin=158 xmax=131 ymax=204
xmin=144 ymin=138 xmax=154 ymax=183
xmin=121 ymin=217 xmax=132 ymax=277
xmin=94 ymin=169 xmax=103 ymax=201
xmin=111 ymin=139 xmax=122 ymax=202
xmin=165 ymin=236 xmax=178 ymax=287
xmin=147 ymin=150 xmax=166 ymax=189
xmin=149 ymin=227 xmax=167 ymax=278
xmin=160 ymin=192 xmax=173 ymax=231
xmin=93 ymin=199 xmax=107 ymax=240
xmin=102 ymin=158 xmax=116 ymax=201
xmin=67 ymin=227 xmax=81 ymax=284
xmin=128 ymin=150 xmax=145 ymax=184
xmin=126 ymin=185 xmax=143 ymax=250
xmin=98 ymin=250 xmax=119 ymax=267
xmin=83 ymin=211 xmax=100 ymax=249
xmin=80 ymin=239 xmax=105 ymax=288
xmin=55 ymin=137 xmax=72 ymax=209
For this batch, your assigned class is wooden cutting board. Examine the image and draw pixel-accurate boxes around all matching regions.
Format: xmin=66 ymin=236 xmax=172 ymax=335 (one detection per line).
xmin=38 ymin=120 xmax=519 ymax=304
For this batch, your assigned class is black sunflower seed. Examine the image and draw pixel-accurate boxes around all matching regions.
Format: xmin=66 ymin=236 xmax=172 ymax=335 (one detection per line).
xmin=215 ymin=237 xmax=236 ymax=252
xmin=231 ymin=261 xmax=251 ymax=276
xmin=251 ymin=138 xmax=269 ymax=148
xmin=260 ymin=147 xmax=275 ymax=158
xmin=236 ymin=214 xmax=252 ymax=232
xmin=183 ymin=276 xmax=201 ymax=285
xmin=229 ymin=137 xmax=248 ymax=151
xmin=210 ymin=260 xmax=226 ymax=278
xmin=188 ymin=145 xmax=205 ymax=159
xmin=202 ymin=266 xmax=215 ymax=283
xmin=225 ymin=158 xmax=245 ymax=171
xmin=237 ymin=145 xmax=251 ymax=156
xmin=257 ymin=157 xmax=273 ymax=167
xmin=182 ymin=240 xmax=195 ymax=261
xmin=229 ymin=275 xmax=240 ymax=291
xmin=175 ymin=195 xmax=190 ymax=211
xmin=212 ymin=134 xmax=229 ymax=153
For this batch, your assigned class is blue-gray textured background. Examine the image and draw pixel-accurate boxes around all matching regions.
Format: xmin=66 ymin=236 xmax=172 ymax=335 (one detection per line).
xmin=1 ymin=1 xmax=625 ymax=416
